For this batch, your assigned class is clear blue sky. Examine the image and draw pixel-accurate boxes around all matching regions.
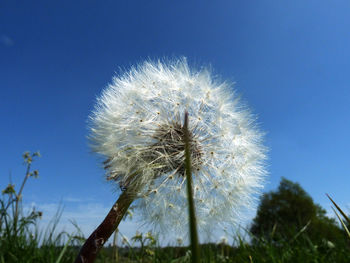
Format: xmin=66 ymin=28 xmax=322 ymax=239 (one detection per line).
xmin=1 ymin=0 xmax=350 ymax=243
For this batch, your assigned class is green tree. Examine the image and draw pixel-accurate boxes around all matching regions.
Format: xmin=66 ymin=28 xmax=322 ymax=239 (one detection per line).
xmin=250 ymin=177 xmax=345 ymax=245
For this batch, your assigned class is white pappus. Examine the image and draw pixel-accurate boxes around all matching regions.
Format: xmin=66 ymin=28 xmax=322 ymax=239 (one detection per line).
xmin=89 ymin=58 xmax=267 ymax=237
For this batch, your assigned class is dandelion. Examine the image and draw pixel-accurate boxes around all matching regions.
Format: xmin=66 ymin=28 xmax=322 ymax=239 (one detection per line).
xmin=75 ymin=58 xmax=267 ymax=262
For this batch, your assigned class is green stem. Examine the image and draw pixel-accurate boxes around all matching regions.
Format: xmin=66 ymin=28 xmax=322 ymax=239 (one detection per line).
xmin=14 ymin=162 xmax=31 ymax=233
xmin=183 ymin=111 xmax=200 ymax=263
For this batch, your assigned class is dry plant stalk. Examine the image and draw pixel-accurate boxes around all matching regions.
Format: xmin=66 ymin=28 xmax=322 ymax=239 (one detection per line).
xmin=74 ymin=190 xmax=134 ymax=263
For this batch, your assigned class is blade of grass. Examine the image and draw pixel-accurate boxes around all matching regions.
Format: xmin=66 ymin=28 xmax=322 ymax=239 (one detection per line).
xmin=326 ymin=194 xmax=350 ymax=224
xmin=331 ymin=207 xmax=350 ymax=239
xmin=55 ymin=234 xmax=73 ymax=263
xmin=290 ymin=220 xmax=311 ymax=243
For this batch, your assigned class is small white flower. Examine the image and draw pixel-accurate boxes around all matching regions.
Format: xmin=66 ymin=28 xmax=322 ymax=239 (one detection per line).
xmin=89 ymin=58 xmax=267 ymax=236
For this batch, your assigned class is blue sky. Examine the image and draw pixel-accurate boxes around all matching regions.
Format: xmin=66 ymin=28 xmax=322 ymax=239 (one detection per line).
xmin=1 ymin=1 xmax=350 ymax=244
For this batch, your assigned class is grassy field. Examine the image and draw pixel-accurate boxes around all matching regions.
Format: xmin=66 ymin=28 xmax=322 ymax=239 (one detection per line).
xmin=1 ymin=195 xmax=349 ymax=263
xmin=1 ymin=152 xmax=349 ymax=262
xmin=1 ymin=228 xmax=350 ymax=263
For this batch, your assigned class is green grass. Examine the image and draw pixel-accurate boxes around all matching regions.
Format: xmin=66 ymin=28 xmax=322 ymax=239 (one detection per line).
xmin=1 ymin=152 xmax=350 ymax=262
xmin=2 ymin=212 xmax=350 ymax=263
xmin=0 ymin=152 xmax=83 ymax=263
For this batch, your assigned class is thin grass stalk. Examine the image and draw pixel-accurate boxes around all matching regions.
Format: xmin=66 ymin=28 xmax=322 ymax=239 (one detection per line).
xmin=13 ymin=162 xmax=31 ymax=233
xmin=113 ymin=229 xmax=119 ymax=262
xmin=55 ymin=234 xmax=73 ymax=263
xmin=74 ymin=189 xmax=134 ymax=263
xmin=327 ymin=194 xmax=350 ymax=223
xmin=15 ymin=162 xmax=31 ymax=218
xmin=183 ymin=111 xmax=200 ymax=263
xmin=331 ymin=207 xmax=350 ymax=239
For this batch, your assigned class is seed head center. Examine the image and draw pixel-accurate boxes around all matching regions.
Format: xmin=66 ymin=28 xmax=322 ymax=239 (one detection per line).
xmin=151 ymin=121 xmax=202 ymax=176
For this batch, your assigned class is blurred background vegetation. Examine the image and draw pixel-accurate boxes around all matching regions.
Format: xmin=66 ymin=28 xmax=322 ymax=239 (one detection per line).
xmin=1 ymin=153 xmax=349 ymax=262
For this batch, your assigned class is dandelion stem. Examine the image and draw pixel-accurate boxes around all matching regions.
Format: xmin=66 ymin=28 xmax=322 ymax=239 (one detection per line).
xmin=74 ymin=189 xmax=134 ymax=263
xmin=184 ymin=111 xmax=200 ymax=263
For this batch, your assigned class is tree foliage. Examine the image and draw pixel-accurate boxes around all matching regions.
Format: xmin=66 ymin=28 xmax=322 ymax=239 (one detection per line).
xmin=250 ymin=177 xmax=346 ymax=245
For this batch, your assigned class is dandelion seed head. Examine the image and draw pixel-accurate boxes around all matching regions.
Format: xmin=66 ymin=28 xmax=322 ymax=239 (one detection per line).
xmin=89 ymin=58 xmax=267 ymax=236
